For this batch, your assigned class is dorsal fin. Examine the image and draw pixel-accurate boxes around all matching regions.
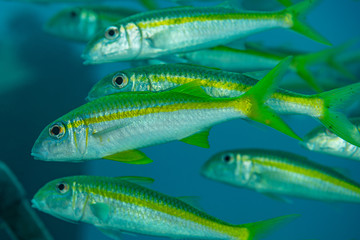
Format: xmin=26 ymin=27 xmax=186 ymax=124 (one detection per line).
xmin=176 ymin=196 xmax=202 ymax=209
xmin=169 ymin=80 xmax=210 ymax=99
xmin=114 ymin=176 xmax=155 ymax=186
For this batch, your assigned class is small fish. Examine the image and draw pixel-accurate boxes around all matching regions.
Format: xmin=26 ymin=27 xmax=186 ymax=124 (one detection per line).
xmin=31 ymin=175 xmax=299 ymax=239
xmin=32 ymin=58 xmax=301 ymax=163
xmin=202 ymin=149 xmax=360 ymax=203
xmin=177 ymin=41 xmax=354 ymax=92
xmin=44 ymin=6 xmax=139 ymax=42
xmin=302 ymin=118 xmax=360 ymax=161
xmin=82 ymin=0 xmax=330 ymax=64
xmin=87 ymin=62 xmax=360 ymax=149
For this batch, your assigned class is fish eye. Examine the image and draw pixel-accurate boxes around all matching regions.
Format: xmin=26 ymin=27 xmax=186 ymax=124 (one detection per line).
xmin=49 ymin=123 xmax=66 ymax=139
xmin=222 ymin=153 xmax=234 ymax=164
xmin=56 ymin=182 xmax=69 ymax=194
xmin=112 ymin=73 xmax=128 ymax=88
xmin=70 ymin=10 xmax=77 ymax=18
xmin=105 ymin=26 xmax=119 ymax=40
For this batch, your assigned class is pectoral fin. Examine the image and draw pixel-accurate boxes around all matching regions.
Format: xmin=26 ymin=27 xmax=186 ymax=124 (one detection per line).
xmin=92 ymin=122 xmax=132 ymax=137
xmin=103 ymin=150 xmax=153 ymax=164
xmin=90 ymin=203 xmax=111 ymax=222
xmin=261 ymin=192 xmax=293 ymax=204
xmin=180 ymin=129 xmax=211 ymax=148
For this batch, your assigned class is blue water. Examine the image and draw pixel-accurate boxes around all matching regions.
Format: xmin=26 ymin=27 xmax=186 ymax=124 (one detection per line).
xmin=0 ymin=0 xmax=360 ymax=239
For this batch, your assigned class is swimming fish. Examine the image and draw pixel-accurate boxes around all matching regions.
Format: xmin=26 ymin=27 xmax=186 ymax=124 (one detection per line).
xmin=177 ymin=42 xmax=354 ymax=92
xmin=32 ymin=58 xmax=301 ymax=163
xmin=44 ymin=6 xmax=139 ymax=42
xmin=31 ymin=175 xmax=299 ymax=239
xmin=302 ymin=118 xmax=360 ymax=161
xmin=87 ymin=62 xmax=360 ymax=149
xmin=201 ymin=149 xmax=360 ymax=203
xmin=82 ymin=0 xmax=330 ymax=64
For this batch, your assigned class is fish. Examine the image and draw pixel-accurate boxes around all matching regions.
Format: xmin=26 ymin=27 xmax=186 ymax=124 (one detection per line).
xmin=44 ymin=6 xmax=139 ymax=42
xmin=31 ymin=58 xmax=301 ymax=164
xmin=82 ymin=0 xmax=330 ymax=64
xmin=31 ymin=175 xmax=299 ymax=239
xmin=0 ymin=161 xmax=53 ymax=240
xmin=201 ymin=149 xmax=360 ymax=203
xmin=87 ymin=62 xmax=360 ymax=149
xmin=176 ymin=41 xmax=354 ymax=92
xmin=302 ymin=118 xmax=360 ymax=161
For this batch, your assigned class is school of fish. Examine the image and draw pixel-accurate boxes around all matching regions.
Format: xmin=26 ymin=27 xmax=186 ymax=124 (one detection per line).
xmin=1 ymin=0 xmax=359 ymax=239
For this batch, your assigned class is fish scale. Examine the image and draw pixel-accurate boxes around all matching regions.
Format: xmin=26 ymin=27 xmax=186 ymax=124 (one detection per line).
xmin=72 ymin=176 xmax=242 ymax=239
xmin=91 ymin=63 xmax=322 ymax=116
xmin=33 ymin=82 xmax=248 ymax=162
xmin=32 ymin=176 xmax=299 ymax=239
xmin=82 ymin=0 xmax=330 ymax=64
xmin=202 ymin=149 xmax=360 ymax=203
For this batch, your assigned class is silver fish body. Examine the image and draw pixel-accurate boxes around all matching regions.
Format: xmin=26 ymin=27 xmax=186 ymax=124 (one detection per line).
xmin=31 ymin=87 xmax=244 ymax=162
xmin=88 ymin=63 xmax=321 ymax=117
xmin=83 ymin=3 xmax=320 ymax=64
xmin=32 ymin=175 xmax=297 ymax=240
xmin=202 ymin=149 xmax=360 ymax=203
xmin=302 ymin=118 xmax=360 ymax=161
xmin=45 ymin=6 xmax=138 ymax=42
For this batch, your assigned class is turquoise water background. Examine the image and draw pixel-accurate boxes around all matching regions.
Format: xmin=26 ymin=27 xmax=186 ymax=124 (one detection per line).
xmin=0 ymin=0 xmax=360 ymax=239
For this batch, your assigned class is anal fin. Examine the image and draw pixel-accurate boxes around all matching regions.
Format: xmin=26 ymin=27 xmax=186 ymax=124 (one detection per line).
xmin=180 ymin=129 xmax=211 ymax=148
xmin=103 ymin=150 xmax=153 ymax=164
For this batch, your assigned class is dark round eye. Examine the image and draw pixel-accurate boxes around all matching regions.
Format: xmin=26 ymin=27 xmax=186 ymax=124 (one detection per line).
xmin=105 ymin=26 xmax=119 ymax=40
xmin=70 ymin=11 xmax=77 ymax=18
xmin=112 ymin=73 xmax=128 ymax=88
xmin=222 ymin=153 xmax=234 ymax=163
xmin=56 ymin=182 xmax=69 ymax=194
xmin=49 ymin=123 xmax=65 ymax=139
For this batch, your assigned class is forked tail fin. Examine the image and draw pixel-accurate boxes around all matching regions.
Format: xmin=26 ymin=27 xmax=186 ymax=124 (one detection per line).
xmin=235 ymin=57 xmax=302 ymax=141
xmin=315 ymin=82 xmax=360 ymax=147
xmin=238 ymin=214 xmax=299 ymax=240
xmin=277 ymin=0 xmax=293 ymax=7
xmin=283 ymin=0 xmax=331 ymax=46
xmin=294 ymin=40 xmax=357 ymax=92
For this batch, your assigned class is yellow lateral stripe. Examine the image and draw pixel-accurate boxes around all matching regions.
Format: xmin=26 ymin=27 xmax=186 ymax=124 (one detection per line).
xmin=253 ymin=158 xmax=360 ymax=194
xmin=85 ymin=186 xmax=245 ymax=238
xmin=70 ymin=101 xmax=234 ymax=128
xmin=137 ymin=12 xmax=281 ymax=29
xmin=152 ymin=75 xmax=321 ymax=112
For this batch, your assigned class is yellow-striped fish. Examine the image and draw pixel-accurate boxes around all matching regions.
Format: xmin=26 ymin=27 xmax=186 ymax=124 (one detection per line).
xmin=31 ymin=58 xmax=300 ymax=164
xmin=82 ymin=0 xmax=330 ymax=64
xmin=32 ymin=175 xmax=299 ymax=239
xmin=202 ymin=149 xmax=360 ymax=203
xmin=87 ymin=62 xmax=360 ymax=150
xmin=44 ymin=6 xmax=139 ymax=42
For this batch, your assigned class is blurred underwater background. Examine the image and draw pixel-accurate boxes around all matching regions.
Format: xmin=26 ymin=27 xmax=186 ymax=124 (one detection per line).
xmin=0 ymin=0 xmax=360 ymax=239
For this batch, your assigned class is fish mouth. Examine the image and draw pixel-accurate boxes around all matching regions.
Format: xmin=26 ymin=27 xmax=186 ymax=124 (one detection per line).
xmin=31 ymin=199 xmax=40 ymax=209
xmin=31 ymin=151 xmax=46 ymax=161
xmin=85 ymin=95 xmax=93 ymax=102
xmin=299 ymin=140 xmax=315 ymax=151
